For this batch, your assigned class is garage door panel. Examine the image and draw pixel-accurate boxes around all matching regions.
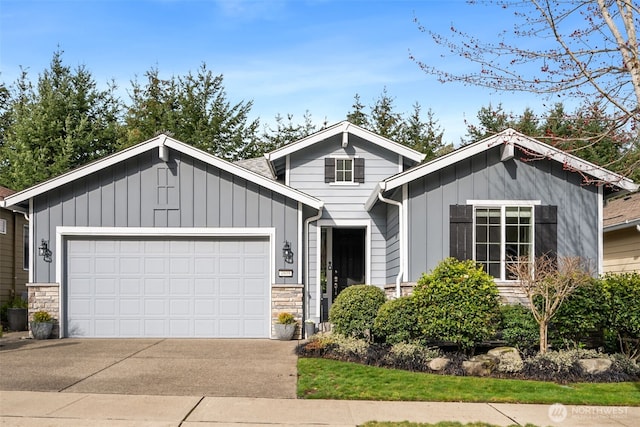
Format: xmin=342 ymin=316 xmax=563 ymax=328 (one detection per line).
xmin=66 ymin=237 xmax=270 ymax=338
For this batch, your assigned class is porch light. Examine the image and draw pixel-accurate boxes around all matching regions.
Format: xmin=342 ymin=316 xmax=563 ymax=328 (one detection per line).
xmin=282 ymin=241 xmax=294 ymax=264
xmin=38 ymin=239 xmax=52 ymax=263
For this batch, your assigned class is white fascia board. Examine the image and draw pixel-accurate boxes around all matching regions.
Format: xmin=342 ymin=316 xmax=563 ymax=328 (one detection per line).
xmin=3 ymin=138 xmax=161 ymax=208
xmin=56 ymin=226 xmax=277 ymax=237
xmin=164 ymin=139 xmax=323 ymax=210
xmin=383 ymin=138 xmax=492 ymax=192
xmin=364 ymin=182 xmax=385 ymax=211
xmin=266 ymin=122 xmax=348 ymax=161
xmin=382 ymin=128 xmax=639 ymax=193
xmin=511 ymin=133 xmax=639 ymax=192
xmin=266 ymin=121 xmax=426 ymax=164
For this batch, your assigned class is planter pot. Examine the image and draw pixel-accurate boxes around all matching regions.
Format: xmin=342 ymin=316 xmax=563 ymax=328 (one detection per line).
xmin=7 ymin=308 xmax=28 ymax=331
xmin=30 ymin=321 xmax=54 ymax=340
xmin=274 ymin=323 xmax=296 ymax=340
xmin=304 ymin=321 xmax=316 ymax=338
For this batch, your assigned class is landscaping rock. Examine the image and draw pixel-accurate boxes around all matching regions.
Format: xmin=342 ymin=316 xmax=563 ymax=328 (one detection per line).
xmin=487 ymin=346 xmax=523 ymax=373
xmin=462 ymin=354 xmax=499 ymax=376
xmin=579 ymin=358 xmax=612 ymax=375
xmin=428 ymin=357 xmax=450 ymax=371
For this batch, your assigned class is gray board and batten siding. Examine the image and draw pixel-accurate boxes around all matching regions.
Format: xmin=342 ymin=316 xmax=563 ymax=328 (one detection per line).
xmin=406 ymin=145 xmax=600 ymax=280
xmin=287 ymin=133 xmax=406 ymax=319
xmin=32 ymin=149 xmax=302 ymax=284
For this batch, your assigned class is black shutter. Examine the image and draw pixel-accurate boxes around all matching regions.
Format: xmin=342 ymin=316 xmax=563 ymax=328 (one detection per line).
xmin=450 ymin=205 xmax=473 ymax=260
xmin=535 ymin=205 xmax=557 ymax=261
xmin=354 ymin=158 xmax=365 ymax=183
xmin=324 ymin=158 xmax=335 ymax=183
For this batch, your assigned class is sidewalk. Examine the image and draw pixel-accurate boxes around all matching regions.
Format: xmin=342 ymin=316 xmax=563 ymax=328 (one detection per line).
xmin=1 ymin=391 xmax=638 ymax=426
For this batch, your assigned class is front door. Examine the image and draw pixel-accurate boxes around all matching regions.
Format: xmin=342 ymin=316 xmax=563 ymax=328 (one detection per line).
xmin=320 ymin=227 xmax=366 ymax=322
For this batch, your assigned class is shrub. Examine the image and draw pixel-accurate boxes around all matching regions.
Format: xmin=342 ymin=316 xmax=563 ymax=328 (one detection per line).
xmin=499 ymin=304 xmax=538 ymax=351
xmin=382 ymin=342 xmax=441 ymax=371
xmin=549 ymin=278 xmax=608 ymax=349
xmin=329 ymin=285 xmax=386 ymax=339
xmin=32 ymin=310 xmax=52 ymax=322
xmin=373 ymin=296 xmax=420 ymax=344
xmin=412 ymin=258 xmax=501 ymax=351
xmin=602 ymin=272 xmax=640 ymax=359
xmin=277 ymin=312 xmax=296 ymax=324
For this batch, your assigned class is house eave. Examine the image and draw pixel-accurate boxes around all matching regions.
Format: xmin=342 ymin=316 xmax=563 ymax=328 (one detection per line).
xmin=2 ymin=134 xmax=324 ymax=211
xmin=379 ymin=128 xmax=638 ymax=194
xmin=604 ymin=218 xmax=640 ymax=233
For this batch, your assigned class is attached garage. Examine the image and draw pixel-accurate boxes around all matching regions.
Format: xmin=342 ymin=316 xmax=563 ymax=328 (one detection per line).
xmin=64 ymin=235 xmax=271 ymax=338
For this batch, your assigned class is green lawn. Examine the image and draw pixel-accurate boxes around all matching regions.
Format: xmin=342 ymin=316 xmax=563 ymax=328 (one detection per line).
xmin=297 ymin=358 xmax=640 ymax=406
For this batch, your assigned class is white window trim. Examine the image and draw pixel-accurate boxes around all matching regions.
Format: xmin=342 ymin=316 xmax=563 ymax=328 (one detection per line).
xmin=0 ymin=218 xmax=6 ymax=234
xmin=329 ymin=155 xmax=361 ymax=186
xmin=471 ymin=202 xmax=536 ymax=281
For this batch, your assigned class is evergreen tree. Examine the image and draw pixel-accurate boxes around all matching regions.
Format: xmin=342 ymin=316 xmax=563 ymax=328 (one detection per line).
xmin=401 ymin=103 xmax=451 ymax=161
xmin=346 ymin=93 xmax=369 ymax=127
xmin=370 ymin=87 xmax=403 ymax=140
xmin=0 ymin=51 xmax=122 ymax=190
xmin=260 ymin=111 xmax=318 ymax=154
xmin=123 ymin=64 xmax=260 ymax=161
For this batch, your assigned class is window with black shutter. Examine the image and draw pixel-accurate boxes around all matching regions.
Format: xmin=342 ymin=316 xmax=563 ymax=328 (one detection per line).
xmin=324 ymin=157 xmax=364 ymax=184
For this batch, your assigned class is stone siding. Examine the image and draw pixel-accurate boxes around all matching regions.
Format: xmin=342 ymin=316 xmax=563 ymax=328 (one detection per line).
xmin=384 ymin=282 xmax=528 ymax=305
xmin=271 ymin=284 xmax=303 ymax=339
xmin=27 ymin=283 xmax=60 ymax=338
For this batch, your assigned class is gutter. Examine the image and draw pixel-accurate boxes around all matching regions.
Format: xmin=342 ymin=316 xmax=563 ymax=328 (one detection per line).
xmin=377 ymin=192 xmax=403 ymax=298
xmin=603 ymin=218 xmax=640 ymax=233
xmin=304 ymin=205 xmax=324 ymax=326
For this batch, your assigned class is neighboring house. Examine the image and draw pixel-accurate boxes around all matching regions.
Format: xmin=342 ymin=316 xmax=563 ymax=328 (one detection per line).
xmin=0 ymin=186 xmax=29 ymax=305
xmin=1 ymin=122 xmax=637 ymax=339
xmin=603 ymin=191 xmax=640 ymax=273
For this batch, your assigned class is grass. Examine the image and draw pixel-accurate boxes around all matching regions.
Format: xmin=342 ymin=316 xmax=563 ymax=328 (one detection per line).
xmin=297 ymin=358 xmax=640 ymax=406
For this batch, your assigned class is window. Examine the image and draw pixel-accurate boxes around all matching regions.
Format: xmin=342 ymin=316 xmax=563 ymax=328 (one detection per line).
xmin=335 ymin=159 xmax=353 ymax=182
xmin=23 ymin=225 xmax=29 ymax=270
xmin=450 ymin=204 xmax=557 ymax=279
xmin=325 ymin=157 xmax=365 ymax=183
xmin=474 ymin=206 xmax=533 ymax=280
xmin=0 ymin=218 xmax=6 ymax=234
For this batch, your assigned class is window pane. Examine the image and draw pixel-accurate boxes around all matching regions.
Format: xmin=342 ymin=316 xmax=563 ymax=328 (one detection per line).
xmin=489 ymin=225 xmax=501 ymax=243
xmin=488 ymin=243 xmax=501 ymax=261
xmin=488 ymin=263 xmax=500 ymax=278
xmin=505 ymin=225 xmax=518 ymax=243
xmin=520 ymin=226 xmax=531 ymax=243
xmin=475 ymin=225 xmax=487 ymax=243
xmin=476 ymin=245 xmax=487 ymax=261
xmin=489 ymin=209 xmax=501 ymax=224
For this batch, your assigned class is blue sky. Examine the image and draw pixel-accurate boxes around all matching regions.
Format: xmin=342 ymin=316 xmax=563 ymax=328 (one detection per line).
xmin=0 ymin=0 xmax=550 ymax=145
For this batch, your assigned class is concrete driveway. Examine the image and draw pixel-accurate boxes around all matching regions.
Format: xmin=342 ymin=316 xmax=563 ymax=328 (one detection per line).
xmin=0 ymin=333 xmax=299 ymax=398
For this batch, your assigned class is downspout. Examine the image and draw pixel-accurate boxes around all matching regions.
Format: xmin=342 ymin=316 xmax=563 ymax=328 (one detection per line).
xmin=304 ymin=205 xmax=324 ymax=325
xmin=377 ymin=192 xmax=403 ymax=298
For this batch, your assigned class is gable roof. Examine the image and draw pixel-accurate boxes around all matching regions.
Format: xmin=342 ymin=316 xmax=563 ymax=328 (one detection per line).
xmin=234 ymin=157 xmax=276 ymax=180
xmin=365 ymin=128 xmax=639 ymax=210
xmin=0 ymin=185 xmax=15 ymax=201
xmin=603 ymin=191 xmax=640 ymax=231
xmin=1 ymin=134 xmax=323 ymax=211
xmin=265 ymin=121 xmax=426 ymax=164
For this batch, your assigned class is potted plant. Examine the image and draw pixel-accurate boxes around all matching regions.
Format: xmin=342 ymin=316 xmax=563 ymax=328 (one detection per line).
xmin=274 ymin=312 xmax=297 ymax=340
xmin=7 ymin=296 xmax=28 ymax=331
xmin=30 ymin=310 xmax=54 ymax=340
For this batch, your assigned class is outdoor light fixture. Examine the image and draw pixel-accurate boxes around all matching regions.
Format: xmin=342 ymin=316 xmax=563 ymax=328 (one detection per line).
xmin=282 ymin=241 xmax=294 ymax=264
xmin=38 ymin=239 xmax=52 ymax=263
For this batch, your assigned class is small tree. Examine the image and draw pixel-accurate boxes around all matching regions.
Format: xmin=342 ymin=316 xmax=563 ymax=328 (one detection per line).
xmin=507 ymin=255 xmax=592 ymax=354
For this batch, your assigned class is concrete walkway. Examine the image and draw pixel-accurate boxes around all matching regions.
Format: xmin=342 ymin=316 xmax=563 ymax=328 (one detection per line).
xmin=1 ymin=391 xmax=639 ymax=426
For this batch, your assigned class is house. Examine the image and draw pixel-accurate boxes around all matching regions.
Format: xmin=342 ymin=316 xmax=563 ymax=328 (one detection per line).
xmin=1 ymin=122 xmax=637 ymax=339
xmin=603 ymin=191 xmax=640 ymax=273
xmin=0 ymin=186 xmax=29 ymax=306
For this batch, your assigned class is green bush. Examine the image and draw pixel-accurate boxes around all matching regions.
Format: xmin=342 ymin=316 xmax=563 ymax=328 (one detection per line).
xmin=499 ymin=304 xmax=539 ymax=351
xmin=412 ymin=258 xmax=501 ymax=351
xmin=373 ymin=296 xmax=420 ymax=344
xmin=549 ymin=278 xmax=608 ymax=348
xmin=603 ymin=272 xmax=640 ymax=358
xmin=329 ymin=285 xmax=386 ymax=339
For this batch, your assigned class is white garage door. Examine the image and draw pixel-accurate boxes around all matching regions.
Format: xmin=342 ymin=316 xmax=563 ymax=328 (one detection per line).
xmin=65 ymin=237 xmax=270 ymax=338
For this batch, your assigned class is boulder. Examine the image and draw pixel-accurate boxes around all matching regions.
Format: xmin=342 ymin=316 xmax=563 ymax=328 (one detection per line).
xmin=487 ymin=346 xmax=523 ymax=373
xmin=579 ymin=358 xmax=612 ymax=375
xmin=428 ymin=357 xmax=450 ymax=371
xmin=462 ymin=354 xmax=499 ymax=376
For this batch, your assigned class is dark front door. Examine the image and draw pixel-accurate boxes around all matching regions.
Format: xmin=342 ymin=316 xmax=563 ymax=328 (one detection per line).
xmin=331 ymin=228 xmax=365 ymax=300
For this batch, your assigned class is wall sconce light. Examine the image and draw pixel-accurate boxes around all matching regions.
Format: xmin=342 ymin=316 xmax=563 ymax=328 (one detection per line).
xmin=38 ymin=239 xmax=52 ymax=263
xmin=282 ymin=241 xmax=294 ymax=264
